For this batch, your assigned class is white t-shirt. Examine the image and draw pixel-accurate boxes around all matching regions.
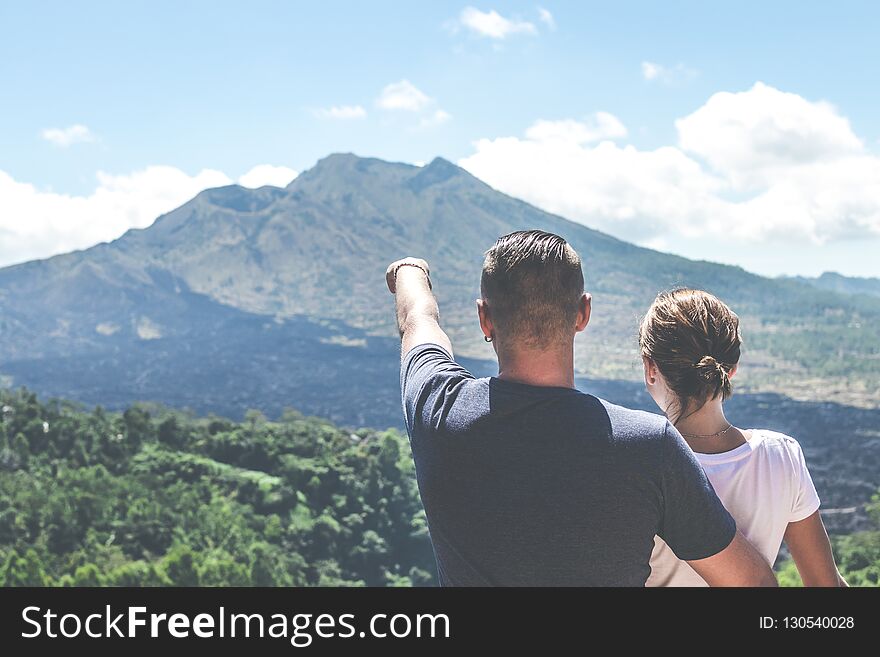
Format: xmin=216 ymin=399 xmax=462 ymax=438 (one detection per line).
xmin=646 ymin=429 xmax=821 ymax=587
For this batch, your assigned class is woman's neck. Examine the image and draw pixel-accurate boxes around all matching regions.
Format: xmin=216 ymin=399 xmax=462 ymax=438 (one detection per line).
xmin=673 ymin=399 xmax=747 ymax=455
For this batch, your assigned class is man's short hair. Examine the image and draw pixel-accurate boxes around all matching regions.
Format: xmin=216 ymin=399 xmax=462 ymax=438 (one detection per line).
xmin=481 ymin=230 xmax=584 ymax=348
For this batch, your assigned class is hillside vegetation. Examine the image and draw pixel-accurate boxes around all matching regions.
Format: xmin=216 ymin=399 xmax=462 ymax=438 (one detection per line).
xmin=1 ymin=388 xmax=878 ymax=586
xmin=0 ymin=389 xmax=434 ymax=586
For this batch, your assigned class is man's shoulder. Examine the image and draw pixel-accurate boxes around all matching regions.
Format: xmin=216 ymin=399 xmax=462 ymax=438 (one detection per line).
xmin=402 ymin=342 xmax=475 ymax=385
xmin=403 ymin=341 xmax=455 ymax=367
xmin=593 ymin=397 xmax=670 ymax=442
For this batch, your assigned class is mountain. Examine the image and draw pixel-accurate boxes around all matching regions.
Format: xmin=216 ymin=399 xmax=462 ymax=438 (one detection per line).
xmin=1 ymin=153 xmax=878 ymax=413
xmin=1 ymin=153 xmax=878 ymax=532
xmin=792 ymin=272 xmax=880 ymax=299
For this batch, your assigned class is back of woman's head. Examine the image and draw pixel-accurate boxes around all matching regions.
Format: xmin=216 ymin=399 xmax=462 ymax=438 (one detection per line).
xmin=639 ymin=288 xmax=742 ymax=418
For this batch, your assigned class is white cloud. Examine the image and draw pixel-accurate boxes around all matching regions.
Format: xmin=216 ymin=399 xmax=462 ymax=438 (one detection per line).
xmin=313 ymin=105 xmax=367 ymax=120
xmin=238 ymin=164 xmax=298 ymax=188
xmin=461 ymin=135 xmax=722 ymax=241
xmin=0 ymin=164 xmax=294 ymax=267
xmin=525 ymin=112 xmax=627 ymax=144
xmin=419 ymin=109 xmax=453 ymax=129
xmin=41 ymin=124 xmax=95 ymax=147
xmin=537 ymin=7 xmax=556 ymax=30
xmin=459 ymin=83 xmax=880 ymax=246
xmin=459 ymin=7 xmax=537 ymax=39
xmin=640 ymin=60 xmax=697 ymax=85
xmin=641 ymin=61 xmax=662 ymax=80
xmin=377 ymin=80 xmax=432 ymax=112
xmin=377 ymin=80 xmax=451 ymax=129
xmin=676 ymin=82 xmax=863 ymax=185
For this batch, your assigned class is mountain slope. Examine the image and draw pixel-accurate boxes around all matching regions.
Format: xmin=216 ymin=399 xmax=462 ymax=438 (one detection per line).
xmin=793 ymin=272 xmax=880 ymax=299
xmin=1 ymin=153 xmax=877 ymax=408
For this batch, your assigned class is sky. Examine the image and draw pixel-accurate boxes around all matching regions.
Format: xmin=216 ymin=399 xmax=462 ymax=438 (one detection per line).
xmin=2 ymin=1 xmax=880 ymax=277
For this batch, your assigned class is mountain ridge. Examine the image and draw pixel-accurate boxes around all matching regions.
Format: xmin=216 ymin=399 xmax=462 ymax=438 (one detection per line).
xmin=792 ymin=272 xmax=880 ymax=299
xmin=0 ymin=153 xmax=878 ymax=410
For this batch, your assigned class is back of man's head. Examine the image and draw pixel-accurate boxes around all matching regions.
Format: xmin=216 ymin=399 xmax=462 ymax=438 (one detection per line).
xmin=481 ymin=230 xmax=584 ymax=349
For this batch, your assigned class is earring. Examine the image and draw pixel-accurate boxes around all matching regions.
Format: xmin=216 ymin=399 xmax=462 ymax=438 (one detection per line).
xmin=484 ymin=335 xmax=493 ymax=343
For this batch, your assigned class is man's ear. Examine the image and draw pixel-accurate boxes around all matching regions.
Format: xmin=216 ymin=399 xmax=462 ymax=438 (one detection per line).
xmin=476 ymin=299 xmax=494 ymax=341
xmin=728 ymin=364 xmax=738 ymax=380
xmin=575 ymin=293 xmax=592 ymax=333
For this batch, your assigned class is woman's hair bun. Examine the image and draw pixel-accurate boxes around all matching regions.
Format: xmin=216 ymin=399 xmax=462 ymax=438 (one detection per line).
xmin=695 ymin=355 xmax=732 ymax=397
xmin=639 ymin=289 xmax=741 ymax=419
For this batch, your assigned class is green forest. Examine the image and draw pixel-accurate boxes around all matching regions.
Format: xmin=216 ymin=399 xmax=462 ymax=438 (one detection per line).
xmin=0 ymin=387 xmax=877 ymax=587
xmin=0 ymin=388 xmax=435 ymax=586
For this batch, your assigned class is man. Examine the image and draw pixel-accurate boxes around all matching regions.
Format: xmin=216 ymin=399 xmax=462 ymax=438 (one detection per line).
xmin=387 ymin=230 xmax=777 ymax=587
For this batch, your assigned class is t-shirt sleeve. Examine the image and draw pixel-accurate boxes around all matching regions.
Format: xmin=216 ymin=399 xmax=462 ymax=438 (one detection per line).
xmin=657 ymin=421 xmax=737 ymax=561
xmin=789 ymin=439 xmax=821 ymax=522
xmin=400 ymin=342 xmax=474 ymax=436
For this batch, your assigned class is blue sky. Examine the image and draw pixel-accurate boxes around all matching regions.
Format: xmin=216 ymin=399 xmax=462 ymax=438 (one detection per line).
xmin=2 ymin=1 xmax=880 ymax=277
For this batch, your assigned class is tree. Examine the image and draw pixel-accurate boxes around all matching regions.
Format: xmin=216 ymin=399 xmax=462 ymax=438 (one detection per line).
xmin=248 ymin=542 xmax=293 ymax=587
xmin=160 ymin=545 xmax=200 ymax=586
xmin=245 ymin=409 xmax=266 ymax=431
xmin=0 ymin=549 xmax=48 ymax=586
xmin=157 ymin=416 xmax=185 ymax=449
xmin=123 ymin=406 xmax=153 ymax=448
xmin=198 ymin=551 xmax=250 ymax=587
xmin=72 ymin=563 xmax=105 ymax=586
xmin=11 ymin=432 xmax=29 ymax=468
xmin=108 ymin=561 xmax=165 ymax=586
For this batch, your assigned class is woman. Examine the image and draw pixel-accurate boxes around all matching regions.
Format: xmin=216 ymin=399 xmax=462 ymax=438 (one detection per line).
xmin=639 ymin=288 xmax=846 ymax=587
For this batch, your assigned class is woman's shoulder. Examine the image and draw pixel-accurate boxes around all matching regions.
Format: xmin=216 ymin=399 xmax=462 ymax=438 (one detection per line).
xmin=748 ymin=429 xmax=806 ymax=461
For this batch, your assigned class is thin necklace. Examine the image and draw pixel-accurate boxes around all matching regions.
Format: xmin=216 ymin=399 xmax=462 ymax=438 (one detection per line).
xmin=680 ymin=423 xmax=735 ymax=439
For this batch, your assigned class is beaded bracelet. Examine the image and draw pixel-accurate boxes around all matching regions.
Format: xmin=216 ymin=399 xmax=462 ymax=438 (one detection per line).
xmin=393 ymin=262 xmax=432 ymax=290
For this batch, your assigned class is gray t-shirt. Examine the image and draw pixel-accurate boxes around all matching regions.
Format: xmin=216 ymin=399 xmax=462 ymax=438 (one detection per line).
xmin=401 ymin=343 xmax=736 ymax=586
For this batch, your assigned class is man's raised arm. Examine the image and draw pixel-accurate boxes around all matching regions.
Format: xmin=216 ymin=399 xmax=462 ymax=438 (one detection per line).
xmin=385 ymin=257 xmax=453 ymax=359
